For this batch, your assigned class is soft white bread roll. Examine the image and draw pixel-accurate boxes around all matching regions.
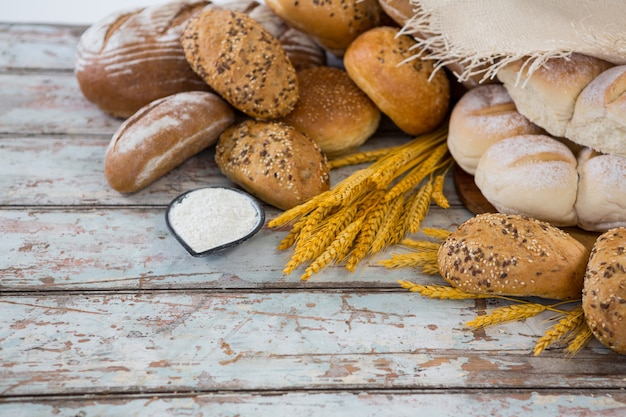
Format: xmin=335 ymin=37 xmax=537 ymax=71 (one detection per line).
xmin=566 ymin=65 xmax=626 ymax=157
xmin=497 ymin=54 xmax=613 ymax=137
xmin=575 ymin=148 xmax=626 ymax=232
xmin=475 ymin=134 xmax=578 ymax=227
xmin=448 ymin=84 xmax=544 ymax=175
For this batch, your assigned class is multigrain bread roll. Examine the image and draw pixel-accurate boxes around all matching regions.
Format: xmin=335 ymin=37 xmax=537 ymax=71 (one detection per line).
xmin=582 ymin=227 xmax=626 ymax=354
xmin=343 ymin=26 xmax=450 ymax=136
xmin=105 ymin=91 xmax=235 ymax=193
xmin=75 ymin=1 xmax=213 ymax=118
xmin=497 ymin=53 xmax=613 ymax=137
xmin=265 ymin=0 xmax=382 ymax=57
xmin=576 ymin=148 xmax=626 ymax=232
xmin=438 ymin=213 xmax=589 ymax=300
xmin=281 ymin=66 xmax=381 ymax=157
xmin=566 ymin=65 xmax=626 ymax=157
xmin=182 ymin=8 xmax=298 ymax=119
xmin=215 ymin=120 xmax=330 ymax=210
xmin=448 ymin=84 xmax=544 ymax=175
xmin=474 ymin=135 xmax=579 ymax=227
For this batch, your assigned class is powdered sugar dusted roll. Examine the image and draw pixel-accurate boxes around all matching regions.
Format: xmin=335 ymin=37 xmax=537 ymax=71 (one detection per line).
xmin=474 ymin=134 xmax=578 ymax=227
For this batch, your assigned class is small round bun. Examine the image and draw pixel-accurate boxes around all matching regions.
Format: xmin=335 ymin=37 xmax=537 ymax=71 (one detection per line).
xmin=566 ymin=65 xmax=626 ymax=157
xmin=343 ymin=26 xmax=450 ymax=136
xmin=576 ymin=148 xmax=626 ymax=232
xmin=475 ymin=134 xmax=578 ymax=227
xmin=182 ymin=8 xmax=298 ymax=119
xmin=497 ymin=53 xmax=613 ymax=137
xmin=281 ymin=66 xmax=381 ymax=157
xmin=448 ymin=84 xmax=544 ymax=175
xmin=583 ymin=227 xmax=626 ymax=354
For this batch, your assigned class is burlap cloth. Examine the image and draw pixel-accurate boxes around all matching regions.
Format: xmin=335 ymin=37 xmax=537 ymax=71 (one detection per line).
xmin=402 ymin=0 xmax=626 ymax=84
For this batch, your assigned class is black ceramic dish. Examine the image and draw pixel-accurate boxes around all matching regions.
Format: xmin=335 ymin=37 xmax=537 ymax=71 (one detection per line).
xmin=165 ymin=186 xmax=265 ymax=257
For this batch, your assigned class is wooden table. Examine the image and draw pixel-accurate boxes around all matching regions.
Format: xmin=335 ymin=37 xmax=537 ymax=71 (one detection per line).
xmin=1 ymin=21 xmax=625 ymax=417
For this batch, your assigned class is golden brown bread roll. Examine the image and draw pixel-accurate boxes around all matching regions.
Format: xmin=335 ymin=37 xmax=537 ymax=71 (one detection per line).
xmin=105 ymin=91 xmax=235 ymax=193
xmin=182 ymin=8 xmax=299 ymax=119
xmin=343 ymin=26 xmax=450 ymax=136
xmin=280 ymin=66 xmax=381 ymax=157
xmin=438 ymin=213 xmax=589 ymax=300
xmin=215 ymin=120 xmax=330 ymax=210
xmin=583 ymin=227 xmax=626 ymax=354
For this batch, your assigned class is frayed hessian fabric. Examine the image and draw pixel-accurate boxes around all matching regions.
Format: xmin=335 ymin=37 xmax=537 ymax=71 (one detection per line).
xmin=401 ymin=0 xmax=626 ymax=85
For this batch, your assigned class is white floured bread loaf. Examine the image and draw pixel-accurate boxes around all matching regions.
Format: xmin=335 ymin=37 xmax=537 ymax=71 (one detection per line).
xmin=575 ymin=148 xmax=626 ymax=232
xmin=566 ymin=65 xmax=626 ymax=158
xmin=447 ymin=84 xmax=544 ymax=175
xmin=497 ymin=53 xmax=613 ymax=137
xmin=474 ymin=134 xmax=578 ymax=227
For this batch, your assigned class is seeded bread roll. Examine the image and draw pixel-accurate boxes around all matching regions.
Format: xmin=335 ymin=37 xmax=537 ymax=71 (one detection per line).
xmin=583 ymin=227 xmax=626 ymax=354
xmin=438 ymin=213 xmax=589 ymax=300
xmin=215 ymin=120 xmax=330 ymax=210
xmin=105 ymin=91 xmax=235 ymax=193
xmin=343 ymin=26 xmax=450 ymax=136
xmin=75 ymin=1 xmax=213 ymax=118
xmin=265 ymin=0 xmax=382 ymax=57
xmin=497 ymin=53 xmax=613 ymax=137
xmin=448 ymin=84 xmax=544 ymax=175
xmin=182 ymin=8 xmax=299 ymax=119
xmin=281 ymin=66 xmax=381 ymax=157
xmin=474 ymin=134 xmax=579 ymax=227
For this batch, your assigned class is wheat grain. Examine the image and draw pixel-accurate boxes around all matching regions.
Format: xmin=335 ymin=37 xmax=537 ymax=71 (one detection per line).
xmin=533 ymin=306 xmax=585 ymax=356
xmin=398 ymin=280 xmax=486 ymax=299
xmin=467 ymin=303 xmax=548 ymax=329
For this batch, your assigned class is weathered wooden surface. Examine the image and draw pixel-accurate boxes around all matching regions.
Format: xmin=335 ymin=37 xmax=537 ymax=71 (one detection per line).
xmin=1 ymin=22 xmax=625 ymax=417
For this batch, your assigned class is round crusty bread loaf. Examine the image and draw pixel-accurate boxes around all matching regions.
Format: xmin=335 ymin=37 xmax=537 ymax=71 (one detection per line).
xmin=265 ymin=0 xmax=382 ymax=57
xmin=75 ymin=1 xmax=213 ymax=118
xmin=438 ymin=213 xmax=589 ymax=300
xmin=105 ymin=91 xmax=235 ymax=193
xmin=215 ymin=120 xmax=330 ymax=210
xmin=566 ymin=65 xmax=626 ymax=158
xmin=474 ymin=134 xmax=579 ymax=227
xmin=280 ymin=66 xmax=381 ymax=157
xmin=182 ymin=8 xmax=298 ymax=119
xmin=576 ymin=148 xmax=626 ymax=232
xmin=582 ymin=227 xmax=626 ymax=354
xmin=497 ymin=53 xmax=613 ymax=137
xmin=448 ymin=84 xmax=544 ymax=175
xmin=343 ymin=26 xmax=450 ymax=136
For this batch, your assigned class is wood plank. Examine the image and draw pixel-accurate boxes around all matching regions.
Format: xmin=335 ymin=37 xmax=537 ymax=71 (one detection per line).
xmin=0 ymin=207 xmax=471 ymax=290
xmin=0 ymin=292 xmax=621 ymax=397
xmin=1 ymin=390 xmax=625 ymax=417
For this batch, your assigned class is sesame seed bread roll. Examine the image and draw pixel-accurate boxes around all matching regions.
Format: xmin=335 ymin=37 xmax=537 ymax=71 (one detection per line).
xmin=583 ymin=227 xmax=626 ymax=354
xmin=474 ymin=134 xmax=579 ymax=227
xmin=448 ymin=84 xmax=544 ymax=175
xmin=438 ymin=213 xmax=589 ymax=300
xmin=215 ymin=120 xmax=330 ymax=210
xmin=496 ymin=53 xmax=613 ymax=137
xmin=105 ymin=91 xmax=235 ymax=193
xmin=566 ymin=65 xmax=626 ymax=158
xmin=343 ymin=26 xmax=450 ymax=136
xmin=265 ymin=0 xmax=382 ymax=57
xmin=182 ymin=8 xmax=299 ymax=120
xmin=281 ymin=66 xmax=381 ymax=157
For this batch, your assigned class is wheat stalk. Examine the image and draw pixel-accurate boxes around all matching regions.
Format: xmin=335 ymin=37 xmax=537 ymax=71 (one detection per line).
xmin=467 ymin=303 xmax=548 ymax=329
xmin=565 ymin=322 xmax=593 ymax=356
xmin=421 ymin=228 xmax=451 ymax=240
xmin=533 ymin=306 xmax=585 ymax=356
xmin=328 ymin=147 xmax=393 ymax=169
xmin=370 ymin=194 xmax=405 ymax=254
xmin=431 ymin=174 xmax=450 ymax=209
xmin=398 ymin=280 xmax=489 ymax=299
xmin=406 ymin=182 xmax=434 ymax=234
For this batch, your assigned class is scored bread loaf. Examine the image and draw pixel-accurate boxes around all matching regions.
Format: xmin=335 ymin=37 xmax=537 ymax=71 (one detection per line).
xmin=438 ymin=213 xmax=589 ymax=300
xmin=105 ymin=91 xmax=235 ymax=193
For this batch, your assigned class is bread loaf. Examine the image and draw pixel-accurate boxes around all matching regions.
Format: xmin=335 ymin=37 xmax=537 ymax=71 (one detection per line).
xmin=438 ymin=213 xmax=589 ymax=300
xmin=344 ymin=26 xmax=450 ymax=136
xmin=215 ymin=120 xmax=330 ymax=210
xmin=582 ymin=227 xmax=626 ymax=354
xmin=448 ymin=84 xmax=544 ymax=175
xmin=75 ymin=1 xmax=213 ymax=118
xmin=474 ymin=134 xmax=579 ymax=227
xmin=105 ymin=91 xmax=235 ymax=193
xmin=182 ymin=8 xmax=298 ymax=119
xmin=280 ymin=66 xmax=380 ymax=157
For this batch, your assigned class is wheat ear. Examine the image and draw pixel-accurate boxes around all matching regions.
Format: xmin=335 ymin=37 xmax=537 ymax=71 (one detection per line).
xmin=467 ymin=303 xmax=548 ymax=329
xmin=533 ymin=306 xmax=585 ymax=356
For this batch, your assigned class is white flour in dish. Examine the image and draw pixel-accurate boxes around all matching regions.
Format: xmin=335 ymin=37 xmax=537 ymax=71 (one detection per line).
xmin=168 ymin=188 xmax=261 ymax=253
